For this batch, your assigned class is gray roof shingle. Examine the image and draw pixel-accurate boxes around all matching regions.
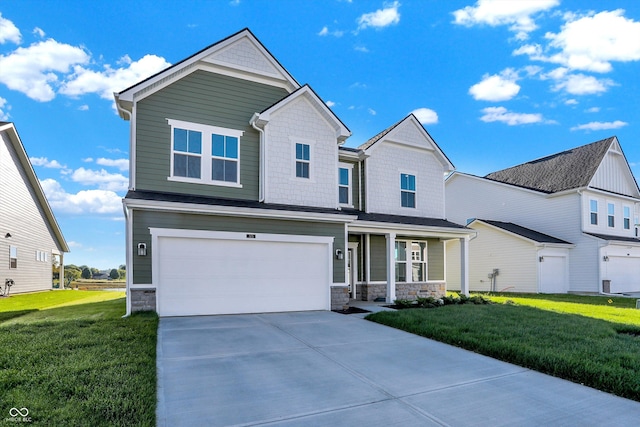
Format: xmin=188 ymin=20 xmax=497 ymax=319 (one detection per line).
xmin=477 ymin=220 xmax=572 ymax=244
xmin=485 ymin=137 xmax=615 ymax=193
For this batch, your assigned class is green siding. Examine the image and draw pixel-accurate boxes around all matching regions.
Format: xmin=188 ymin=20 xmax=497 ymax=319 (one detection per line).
xmin=132 ymin=209 xmax=345 ymax=284
xmin=369 ymin=235 xmax=387 ymax=281
xmin=428 ymin=239 xmax=445 ymax=280
xmin=135 ymin=70 xmax=289 ymax=199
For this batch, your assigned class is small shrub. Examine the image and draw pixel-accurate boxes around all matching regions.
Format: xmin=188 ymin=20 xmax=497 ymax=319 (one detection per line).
xmin=469 ymin=295 xmax=492 ymax=305
xmin=393 ymin=299 xmax=415 ymax=309
xmin=416 ymin=296 xmax=438 ymax=308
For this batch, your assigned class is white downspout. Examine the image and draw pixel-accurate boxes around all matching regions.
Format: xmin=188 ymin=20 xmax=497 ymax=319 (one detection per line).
xmin=250 ymin=114 xmax=266 ymax=202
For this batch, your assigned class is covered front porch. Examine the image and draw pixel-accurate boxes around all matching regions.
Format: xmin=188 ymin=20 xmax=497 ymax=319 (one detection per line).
xmin=344 ymin=216 xmax=473 ymax=304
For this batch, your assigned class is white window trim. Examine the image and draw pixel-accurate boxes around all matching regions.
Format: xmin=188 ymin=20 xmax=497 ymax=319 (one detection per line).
xmin=607 ymin=201 xmax=615 ymax=228
xmin=623 ymin=205 xmax=631 ymax=230
xmin=9 ymin=245 xmax=17 ymax=269
xmin=399 ymin=170 xmax=417 ymax=209
xmin=338 ymin=162 xmax=353 ymax=207
xmin=167 ymin=118 xmax=243 ymax=188
xmin=290 ymin=137 xmax=315 ymax=182
xmin=589 ymin=199 xmax=598 ymax=226
xmin=394 ymin=239 xmax=428 ymax=283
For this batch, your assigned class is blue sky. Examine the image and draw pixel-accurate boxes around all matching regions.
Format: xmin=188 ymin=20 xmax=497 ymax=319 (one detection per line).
xmin=1 ymin=0 xmax=639 ymax=269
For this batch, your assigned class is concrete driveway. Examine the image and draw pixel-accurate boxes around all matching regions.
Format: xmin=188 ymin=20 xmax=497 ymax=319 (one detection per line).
xmin=157 ymin=311 xmax=640 ymax=426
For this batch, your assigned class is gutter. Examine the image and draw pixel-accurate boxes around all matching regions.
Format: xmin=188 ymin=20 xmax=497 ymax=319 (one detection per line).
xmin=122 ymin=202 xmax=131 ymax=318
xmin=250 ymin=113 xmax=266 ymax=202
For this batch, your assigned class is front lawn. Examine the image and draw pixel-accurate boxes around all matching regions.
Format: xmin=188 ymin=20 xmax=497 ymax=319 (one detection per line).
xmin=367 ymin=293 xmax=640 ymax=401
xmin=0 ymin=291 xmax=157 ymax=426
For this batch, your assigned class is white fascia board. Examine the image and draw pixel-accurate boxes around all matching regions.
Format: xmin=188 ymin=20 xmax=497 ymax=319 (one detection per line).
xmin=471 ymin=219 xmax=573 ymax=248
xmin=149 ymin=227 xmax=335 ymax=245
xmin=338 ymin=149 xmax=364 ymax=161
xmin=349 ymin=220 xmax=475 ymax=239
xmin=450 ymin=171 xmax=549 ymax=196
xmin=580 ymin=187 xmax=640 ymax=202
xmin=123 ymin=198 xmax=357 ymax=223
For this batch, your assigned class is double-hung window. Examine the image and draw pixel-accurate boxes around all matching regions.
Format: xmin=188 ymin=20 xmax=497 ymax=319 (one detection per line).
xmin=400 ymin=173 xmax=416 ymax=208
xmin=608 ymin=203 xmax=615 ymax=228
xmin=395 ymin=240 xmax=428 ymax=282
xmin=9 ymin=246 xmax=17 ymax=269
xmin=411 ymin=242 xmax=427 ymax=282
xmin=590 ymin=200 xmax=598 ymax=225
xmin=168 ymin=119 xmax=243 ymax=187
xmin=295 ymin=143 xmax=310 ymax=178
xmin=212 ymin=134 xmax=238 ymax=183
xmin=395 ymin=241 xmax=407 ymax=282
xmin=173 ymin=128 xmax=202 ymax=179
xmin=624 ymin=206 xmax=631 ymax=230
xmin=338 ymin=164 xmax=352 ymax=206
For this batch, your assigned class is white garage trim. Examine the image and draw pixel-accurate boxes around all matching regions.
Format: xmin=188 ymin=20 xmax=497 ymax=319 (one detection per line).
xmin=149 ymin=228 xmax=334 ymax=316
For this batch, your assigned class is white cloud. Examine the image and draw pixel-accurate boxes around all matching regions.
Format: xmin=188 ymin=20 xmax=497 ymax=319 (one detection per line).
xmin=67 ymin=241 xmax=83 ymax=248
xmin=60 ymin=54 xmax=170 ymax=100
xmin=325 ymin=100 xmax=335 ymax=107
xmin=411 ymin=108 xmax=438 ymax=125
xmin=453 ymin=0 xmax=559 ymax=40
xmin=368 ymin=108 xmax=377 ymax=116
xmin=357 ymin=1 xmax=401 ymax=31
xmin=480 ymin=106 xmax=545 ymax=125
xmin=40 ymin=178 xmax=123 ymax=215
xmin=96 ymin=158 xmax=129 ymax=171
xmin=354 ymin=45 xmax=369 ymax=53
xmin=30 ymin=157 xmax=65 ymax=168
xmin=0 ymin=39 xmax=89 ymax=101
xmin=570 ymin=120 xmax=628 ymax=132
xmin=82 ymin=157 xmax=94 ymax=163
xmin=564 ymin=99 xmax=578 ymax=105
xmin=469 ymin=68 xmax=520 ymax=101
xmin=318 ymin=26 xmax=344 ymax=37
xmin=550 ymin=71 xmax=614 ymax=95
xmin=0 ymin=13 xmax=21 ymax=44
xmin=585 ymin=107 xmax=600 ymax=113
xmin=78 ymin=104 xmax=89 ymax=111
xmin=544 ymin=10 xmax=640 ymax=73
xmin=33 ymin=27 xmax=45 ymax=38
xmin=0 ymin=96 xmax=10 ymax=120
xmin=70 ymin=167 xmax=128 ymax=192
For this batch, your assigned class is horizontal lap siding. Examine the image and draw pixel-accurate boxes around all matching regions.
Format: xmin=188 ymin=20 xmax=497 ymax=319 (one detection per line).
xmin=135 ymin=70 xmax=289 ymax=199
xmin=131 ymin=209 xmax=345 ymax=284
xmin=1 ymin=132 xmax=59 ymax=293
xmin=369 ymin=235 xmax=387 ymax=281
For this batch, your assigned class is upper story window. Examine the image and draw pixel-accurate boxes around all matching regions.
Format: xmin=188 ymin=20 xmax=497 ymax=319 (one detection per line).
xmin=590 ymin=200 xmax=598 ymax=225
xmin=608 ymin=203 xmax=615 ymax=228
xmin=338 ymin=164 xmax=352 ymax=206
xmin=295 ymin=143 xmax=310 ymax=178
xmin=212 ymin=134 xmax=239 ymax=182
xmin=624 ymin=206 xmax=631 ymax=230
xmin=9 ymin=246 xmax=17 ymax=269
xmin=168 ymin=119 xmax=243 ymax=187
xmin=400 ymin=173 xmax=416 ymax=208
xmin=173 ymin=128 xmax=202 ymax=179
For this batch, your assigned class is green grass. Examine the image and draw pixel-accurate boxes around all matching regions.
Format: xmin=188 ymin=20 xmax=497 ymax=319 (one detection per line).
xmin=0 ymin=291 xmax=157 ymax=426
xmin=367 ymin=293 xmax=640 ymax=401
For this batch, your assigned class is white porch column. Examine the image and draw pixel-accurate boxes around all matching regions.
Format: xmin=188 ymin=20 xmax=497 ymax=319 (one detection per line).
xmin=365 ymin=234 xmax=371 ymax=284
xmin=385 ymin=232 xmax=396 ymax=303
xmin=460 ymin=236 xmax=469 ymax=296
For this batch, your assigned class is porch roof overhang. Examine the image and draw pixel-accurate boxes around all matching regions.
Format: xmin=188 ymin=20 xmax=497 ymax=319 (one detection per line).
xmin=347 ymin=212 xmax=475 ymax=240
xmin=584 ymin=232 xmax=640 ymax=247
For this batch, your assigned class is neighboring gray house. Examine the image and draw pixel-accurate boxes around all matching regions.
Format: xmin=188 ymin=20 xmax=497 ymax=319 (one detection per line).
xmin=0 ymin=122 xmax=69 ymax=293
xmin=115 ymin=28 xmax=473 ymax=317
xmin=446 ymin=136 xmax=640 ymax=294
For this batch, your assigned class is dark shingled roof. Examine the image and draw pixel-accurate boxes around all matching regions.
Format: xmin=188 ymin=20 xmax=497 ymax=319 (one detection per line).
xmin=584 ymin=232 xmax=640 ymax=243
xmin=478 ymin=220 xmax=572 ymax=244
xmin=348 ymin=210 xmax=468 ymax=230
xmin=485 ymin=137 xmax=615 ymax=193
xmin=358 ymin=119 xmax=402 ymax=151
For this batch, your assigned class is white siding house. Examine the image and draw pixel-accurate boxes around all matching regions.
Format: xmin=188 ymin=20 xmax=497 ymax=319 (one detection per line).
xmin=0 ymin=122 xmax=69 ymax=294
xmin=446 ymin=136 xmax=640 ymax=294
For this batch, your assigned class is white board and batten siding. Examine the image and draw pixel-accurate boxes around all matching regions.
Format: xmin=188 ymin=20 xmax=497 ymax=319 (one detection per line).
xmin=0 ymin=130 xmax=58 ymax=293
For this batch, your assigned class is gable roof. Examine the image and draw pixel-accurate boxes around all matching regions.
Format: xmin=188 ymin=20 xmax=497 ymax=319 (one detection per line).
xmin=0 ymin=122 xmax=69 ymax=253
xmin=485 ymin=137 xmax=616 ymax=193
xmin=250 ymin=84 xmax=351 ymax=143
xmin=472 ymin=219 xmax=572 ymax=245
xmin=359 ymin=114 xmax=454 ymax=171
xmin=114 ymin=28 xmax=300 ymax=118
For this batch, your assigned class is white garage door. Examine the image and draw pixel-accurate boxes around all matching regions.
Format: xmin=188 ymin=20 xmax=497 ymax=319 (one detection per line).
xmin=152 ymin=229 xmax=333 ymax=316
xmin=606 ymin=256 xmax=640 ymax=294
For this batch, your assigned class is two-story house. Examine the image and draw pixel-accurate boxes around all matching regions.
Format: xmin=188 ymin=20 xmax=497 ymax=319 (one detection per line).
xmin=1 ymin=122 xmax=69 ymax=293
xmin=446 ymin=136 xmax=640 ymax=295
xmin=115 ymin=29 xmax=472 ymax=317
